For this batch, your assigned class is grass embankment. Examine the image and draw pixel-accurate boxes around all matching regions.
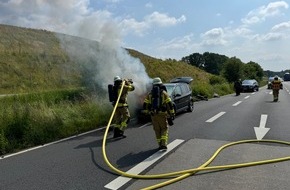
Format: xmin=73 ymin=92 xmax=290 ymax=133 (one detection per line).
xmin=0 ymin=89 xmax=111 ymax=155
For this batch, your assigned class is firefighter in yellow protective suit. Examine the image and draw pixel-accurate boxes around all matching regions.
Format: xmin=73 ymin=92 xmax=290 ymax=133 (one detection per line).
xmin=143 ymin=77 xmax=175 ymax=150
xmin=112 ymin=76 xmax=135 ymax=138
xmin=271 ymin=75 xmax=282 ymax=102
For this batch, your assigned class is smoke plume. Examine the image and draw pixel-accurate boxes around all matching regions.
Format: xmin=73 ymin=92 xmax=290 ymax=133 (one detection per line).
xmin=0 ymin=0 xmax=152 ymax=110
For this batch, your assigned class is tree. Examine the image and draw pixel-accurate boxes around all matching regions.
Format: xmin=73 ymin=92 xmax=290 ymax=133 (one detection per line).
xmin=181 ymin=53 xmax=205 ymax=68
xmin=244 ymin=61 xmax=264 ymax=81
xmin=222 ymin=57 xmax=244 ymax=83
xmin=181 ymin=52 xmax=228 ymax=75
xmin=203 ymin=52 xmax=228 ymax=75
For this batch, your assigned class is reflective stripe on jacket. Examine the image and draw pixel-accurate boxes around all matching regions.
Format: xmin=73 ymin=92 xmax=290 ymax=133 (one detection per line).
xmin=272 ymin=80 xmax=281 ymax=90
xmin=117 ymin=83 xmax=135 ymax=107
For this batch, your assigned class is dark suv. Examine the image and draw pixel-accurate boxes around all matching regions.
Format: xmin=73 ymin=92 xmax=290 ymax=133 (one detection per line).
xmin=163 ymin=77 xmax=194 ymax=113
xmin=241 ymin=79 xmax=259 ymax=92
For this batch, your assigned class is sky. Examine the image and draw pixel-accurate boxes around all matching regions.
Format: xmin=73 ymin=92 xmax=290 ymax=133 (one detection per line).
xmin=0 ymin=0 xmax=290 ymax=72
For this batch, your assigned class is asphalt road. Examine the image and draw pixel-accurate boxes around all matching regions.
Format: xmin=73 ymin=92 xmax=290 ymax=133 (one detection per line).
xmin=1 ymin=83 xmax=290 ymax=190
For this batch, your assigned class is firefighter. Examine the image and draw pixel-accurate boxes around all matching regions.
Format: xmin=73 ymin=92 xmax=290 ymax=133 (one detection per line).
xmin=112 ymin=76 xmax=135 ymax=138
xmin=143 ymin=77 xmax=175 ymax=150
xmin=234 ymin=79 xmax=242 ymax=96
xmin=271 ymin=75 xmax=282 ymax=102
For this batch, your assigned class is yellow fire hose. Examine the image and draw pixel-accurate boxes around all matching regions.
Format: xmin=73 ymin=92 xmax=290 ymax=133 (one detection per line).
xmin=102 ymin=81 xmax=290 ymax=189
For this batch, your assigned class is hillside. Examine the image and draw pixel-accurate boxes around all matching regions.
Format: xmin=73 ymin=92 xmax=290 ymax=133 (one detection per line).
xmin=0 ymin=24 xmax=213 ymax=96
xmin=0 ymin=24 xmax=82 ymax=94
xmin=127 ymin=49 xmax=211 ymax=84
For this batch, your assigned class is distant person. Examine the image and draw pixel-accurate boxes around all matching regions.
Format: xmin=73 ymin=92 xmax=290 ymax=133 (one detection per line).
xmin=143 ymin=77 xmax=175 ymax=151
xmin=234 ymin=79 xmax=242 ymax=96
xmin=110 ymin=76 xmax=135 ymax=138
xmin=271 ymin=75 xmax=282 ymax=102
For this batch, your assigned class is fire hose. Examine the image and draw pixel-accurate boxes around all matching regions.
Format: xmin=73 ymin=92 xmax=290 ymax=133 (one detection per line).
xmin=102 ymin=81 xmax=290 ymax=189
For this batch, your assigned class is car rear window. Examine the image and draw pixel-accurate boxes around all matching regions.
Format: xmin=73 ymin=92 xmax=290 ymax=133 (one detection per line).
xmin=163 ymin=84 xmax=175 ymax=95
xmin=175 ymin=85 xmax=182 ymax=95
xmin=181 ymin=84 xmax=190 ymax=93
xmin=242 ymin=80 xmax=253 ymax=84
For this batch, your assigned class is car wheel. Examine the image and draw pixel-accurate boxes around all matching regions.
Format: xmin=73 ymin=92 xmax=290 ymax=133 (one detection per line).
xmin=187 ymin=100 xmax=194 ymax=112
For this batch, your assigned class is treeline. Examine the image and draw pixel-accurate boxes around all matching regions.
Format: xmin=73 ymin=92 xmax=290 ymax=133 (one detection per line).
xmin=264 ymin=70 xmax=290 ymax=78
xmin=181 ymin=52 xmax=264 ymax=83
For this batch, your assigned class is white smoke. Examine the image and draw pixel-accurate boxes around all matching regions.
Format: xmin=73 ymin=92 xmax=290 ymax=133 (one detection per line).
xmin=57 ymin=31 xmax=151 ymax=110
xmin=0 ymin=0 xmax=152 ymax=110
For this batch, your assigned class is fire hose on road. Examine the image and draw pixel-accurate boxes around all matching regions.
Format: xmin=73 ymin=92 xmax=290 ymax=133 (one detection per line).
xmin=102 ymin=81 xmax=290 ymax=190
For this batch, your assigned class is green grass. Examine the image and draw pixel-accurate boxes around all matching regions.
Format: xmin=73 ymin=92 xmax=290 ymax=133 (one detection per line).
xmin=0 ymin=89 xmax=111 ymax=155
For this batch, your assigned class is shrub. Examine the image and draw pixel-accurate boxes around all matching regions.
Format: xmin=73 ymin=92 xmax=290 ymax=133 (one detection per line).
xmin=209 ymin=75 xmax=226 ymax=85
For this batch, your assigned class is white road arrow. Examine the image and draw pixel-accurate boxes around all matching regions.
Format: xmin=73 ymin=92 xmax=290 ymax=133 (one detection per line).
xmin=254 ymin=114 xmax=270 ymax=140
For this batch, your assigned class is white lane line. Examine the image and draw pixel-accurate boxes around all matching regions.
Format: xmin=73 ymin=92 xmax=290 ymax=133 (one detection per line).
xmin=232 ymin=101 xmax=242 ymax=106
xmin=104 ymin=139 xmax=185 ymax=190
xmin=251 ymin=92 xmax=255 ymax=95
xmin=244 ymin=96 xmax=250 ymax=99
xmin=0 ymin=128 xmax=104 ymax=160
xmin=269 ymin=91 xmax=273 ymax=95
xmin=206 ymin=112 xmax=226 ymax=123
xmin=139 ymin=123 xmax=151 ymax=129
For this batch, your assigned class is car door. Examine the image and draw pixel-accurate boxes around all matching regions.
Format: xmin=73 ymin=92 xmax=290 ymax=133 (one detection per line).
xmin=172 ymin=85 xmax=183 ymax=111
xmin=180 ymin=83 xmax=191 ymax=108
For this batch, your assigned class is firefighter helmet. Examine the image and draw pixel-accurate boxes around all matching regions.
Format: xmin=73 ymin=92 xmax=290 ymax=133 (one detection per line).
xmin=152 ymin=77 xmax=162 ymax=85
xmin=114 ymin=76 xmax=122 ymax=82
xmin=274 ymin=75 xmax=279 ymax=80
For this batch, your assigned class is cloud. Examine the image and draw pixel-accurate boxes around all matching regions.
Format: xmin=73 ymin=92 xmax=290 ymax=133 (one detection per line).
xmin=233 ymin=27 xmax=252 ymax=36
xmin=272 ymin=21 xmax=290 ymax=31
xmin=241 ymin=1 xmax=289 ymax=25
xmin=104 ymin=0 xmax=122 ymax=3
xmin=145 ymin=2 xmax=153 ymax=8
xmin=145 ymin=12 xmax=186 ymax=27
xmin=201 ymin=28 xmax=228 ymax=46
xmin=0 ymin=0 xmax=119 ymax=42
xmin=119 ymin=11 xmax=186 ymax=36
xmin=119 ymin=18 xmax=150 ymax=36
xmin=159 ymin=33 xmax=195 ymax=51
xmin=260 ymin=32 xmax=283 ymax=41
xmin=259 ymin=1 xmax=289 ymax=16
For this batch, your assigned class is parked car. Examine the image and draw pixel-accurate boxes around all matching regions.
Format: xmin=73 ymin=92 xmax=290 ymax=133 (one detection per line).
xmin=267 ymin=77 xmax=274 ymax=89
xmin=165 ymin=77 xmax=194 ymax=113
xmin=242 ymin=79 xmax=259 ymax=92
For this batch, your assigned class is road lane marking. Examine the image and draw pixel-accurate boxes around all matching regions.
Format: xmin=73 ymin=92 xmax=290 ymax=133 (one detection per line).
xmin=244 ymin=96 xmax=250 ymax=99
xmin=254 ymin=114 xmax=270 ymax=140
xmin=104 ymin=139 xmax=185 ymax=190
xmin=232 ymin=101 xmax=242 ymax=106
xmin=206 ymin=112 xmax=226 ymax=123
xmin=0 ymin=128 xmax=104 ymax=160
xmin=269 ymin=91 xmax=273 ymax=94
xmin=139 ymin=123 xmax=151 ymax=129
